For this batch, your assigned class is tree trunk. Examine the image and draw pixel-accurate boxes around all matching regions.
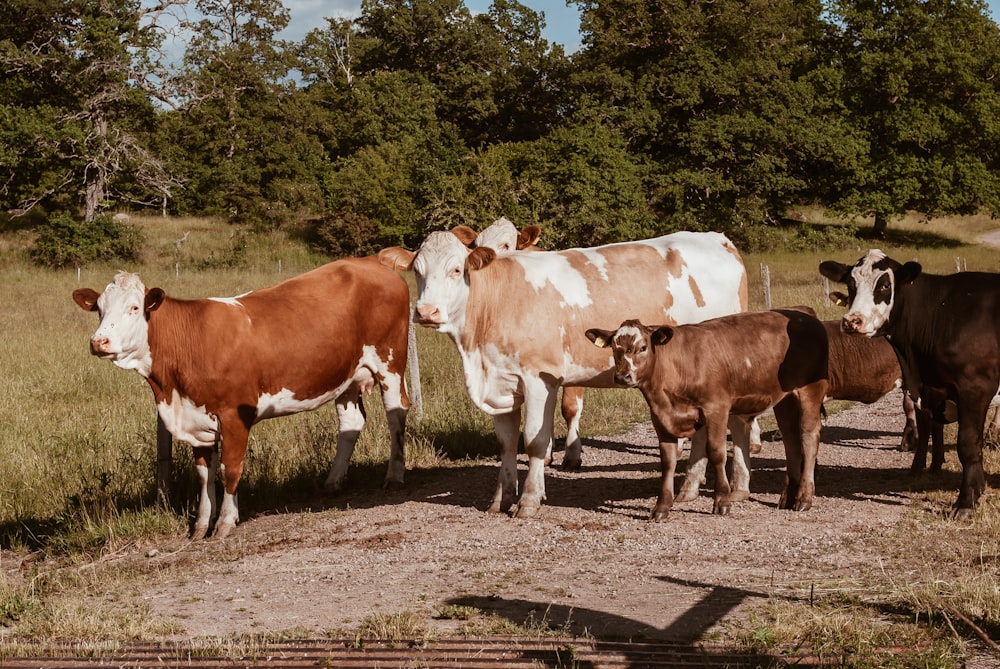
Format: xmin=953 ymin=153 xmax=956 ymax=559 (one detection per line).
xmin=83 ymin=112 xmax=109 ymax=222
xmin=873 ymin=211 xmax=888 ymax=238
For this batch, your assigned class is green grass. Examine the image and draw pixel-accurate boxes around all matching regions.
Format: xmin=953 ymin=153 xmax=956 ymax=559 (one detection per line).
xmin=1 ymin=212 xmax=999 ymax=662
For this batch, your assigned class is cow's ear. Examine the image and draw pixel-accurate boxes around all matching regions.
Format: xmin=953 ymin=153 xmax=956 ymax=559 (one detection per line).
xmin=451 ymin=225 xmax=478 ymax=247
xmin=466 ymin=247 xmax=496 ymax=272
xmin=829 ymin=291 xmax=849 ymax=307
xmin=72 ymin=288 xmax=100 ymax=312
xmin=819 ymin=260 xmax=851 ymax=283
xmin=378 ymin=247 xmax=416 ymax=272
xmin=517 ymin=225 xmax=542 ymax=249
xmin=145 ymin=288 xmax=165 ymax=312
xmin=651 ymin=326 xmax=675 ymax=346
xmin=898 ymin=261 xmax=923 ymax=285
xmin=585 ymin=328 xmax=616 ymax=348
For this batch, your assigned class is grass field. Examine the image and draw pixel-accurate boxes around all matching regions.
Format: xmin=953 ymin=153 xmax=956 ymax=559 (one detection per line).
xmin=0 ymin=211 xmax=998 ymax=663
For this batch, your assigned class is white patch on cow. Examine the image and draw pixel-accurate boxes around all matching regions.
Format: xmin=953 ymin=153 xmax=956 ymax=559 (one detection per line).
xmin=514 ymin=253 xmax=593 ymax=308
xmin=257 ymin=387 xmax=342 ymax=419
xmin=458 ymin=342 xmax=523 ymax=415
xmin=744 ymin=357 xmax=753 ymax=369
xmin=207 ymin=295 xmax=246 ymax=306
xmin=845 ymin=249 xmax=894 ymax=336
xmin=158 ymin=391 xmax=219 ymax=447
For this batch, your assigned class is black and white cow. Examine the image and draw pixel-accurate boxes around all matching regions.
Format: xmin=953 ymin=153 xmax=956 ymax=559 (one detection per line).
xmin=820 ymin=250 xmax=1000 ymax=518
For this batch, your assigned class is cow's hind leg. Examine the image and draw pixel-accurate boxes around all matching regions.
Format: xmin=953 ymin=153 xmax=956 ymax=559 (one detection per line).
xmin=489 ymin=410 xmax=521 ymax=514
xmin=560 ymin=387 xmax=585 ymax=470
xmin=324 ymin=386 xmax=368 ymax=493
xmin=191 ymin=445 xmax=218 ymax=541
xmin=952 ymin=393 xmax=989 ymax=519
xmin=706 ymin=419 xmax=732 ymax=515
xmin=774 ymin=396 xmax=804 ymax=510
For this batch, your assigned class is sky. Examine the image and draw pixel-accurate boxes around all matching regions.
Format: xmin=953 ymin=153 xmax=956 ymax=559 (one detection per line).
xmin=277 ymin=0 xmax=583 ymax=52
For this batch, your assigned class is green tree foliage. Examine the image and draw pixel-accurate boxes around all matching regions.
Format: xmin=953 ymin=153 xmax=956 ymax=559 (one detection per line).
xmin=0 ymin=0 xmax=176 ymax=221
xmin=572 ymin=0 xmax=861 ymax=245
xmin=828 ymin=0 xmax=1000 ymax=235
xmin=32 ymin=212 xmax=143 ymax=268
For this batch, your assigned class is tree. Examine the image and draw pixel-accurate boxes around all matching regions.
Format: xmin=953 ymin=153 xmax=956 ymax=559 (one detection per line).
xmin=571 ymin=0 xmax=861 ymax=243
xmin=829 ymin=0 xmax=1000 ymax=235
xmin=157 ymin=0 xmax=328 ymax=223
xmin=0 ymin=0 xmax=184 ymax=221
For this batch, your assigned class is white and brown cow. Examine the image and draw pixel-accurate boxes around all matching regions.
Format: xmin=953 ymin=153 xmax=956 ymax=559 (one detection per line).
xmin=586 ymin=310 xmax=829 ymax=519
xmin=73 ymin=258 xmax=410 ymax=538
xmin=452 ymin=217 xmax=587 ymax=468
xmin=379 ymin=230 xmax=748 ymax=518
xmin=820 ymin=250 xmax=1000 ymax=518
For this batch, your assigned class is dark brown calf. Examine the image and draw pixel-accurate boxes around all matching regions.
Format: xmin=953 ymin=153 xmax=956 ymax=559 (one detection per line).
xmin=587 ymin=309 xmax=829 ymax=520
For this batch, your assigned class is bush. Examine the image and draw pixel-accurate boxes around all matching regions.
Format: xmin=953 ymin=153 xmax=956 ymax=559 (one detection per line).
xmin=32 ymin=213 xmax=143 ymax=268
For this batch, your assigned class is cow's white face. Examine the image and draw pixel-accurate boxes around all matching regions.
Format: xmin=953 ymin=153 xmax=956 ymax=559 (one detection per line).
xmin=410 ymin=231 xmax=474 ymax=331
xmin=587 ymin=320 xmax=668 ymax=388
xmin=74 ymin=271 xmax=153 ymax=375
xmin=819 ymin=250 xmax=914 ymax=337
xmin=475 ymin=217 xmax=518 ymax=254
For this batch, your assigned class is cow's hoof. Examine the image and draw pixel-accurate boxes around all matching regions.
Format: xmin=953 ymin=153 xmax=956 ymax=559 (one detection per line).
xmin=561 ymin=456 xmax=582 ymax=471
xmin=730 ymin=490 xmax=750 ymax=503
xmin=513 ymin=504 xmax=540 ymax=519
xmin=712 ymin=502 xmax=730 ymax=516
xmin=323 ymin=479 xmax=344 ymax=495
xmin=951 ymin=507 xmax=974 ymax=521
xmin=382 ymin=478 xmax=405 ymax=491
xmin=650 ymin=509 xmax=670 ymax=522
xmin=795 ymin=500 xmax=812 ymax=512
xmin=674 ymin=488 xmax=699 ymax=503
xmin=191 ymin=525 xmax=209 ymax=541
xmin=213 ymin=522 xmax=236 ymax=539
xmin=749 ymin=443 xmax=762 ymax=455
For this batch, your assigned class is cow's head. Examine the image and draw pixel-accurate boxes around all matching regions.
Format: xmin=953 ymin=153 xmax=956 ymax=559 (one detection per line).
xmin=72 ymin=271 xmax=165 ymax=376
xmin=586 ymin=319 xmax=674 ymax=387
xmin=474 ymin=217 xmax=542 ymax=253
xmin=378 ymin=230 xmax=496 ymax=332
xmin=819 ymin=250 xmax=922 ymax=336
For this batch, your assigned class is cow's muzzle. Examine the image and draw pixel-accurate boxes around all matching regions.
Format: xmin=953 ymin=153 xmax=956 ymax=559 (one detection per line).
xmin=413 ymin=305 xmax=443 ymax=328
xmin=840 ymin=313 xmax=865 ymax=334
xmin=89 ymin=337 xmax=115 ymax=357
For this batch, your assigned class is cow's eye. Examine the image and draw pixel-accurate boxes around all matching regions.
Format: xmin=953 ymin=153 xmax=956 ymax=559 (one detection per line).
xmin=639 ymin=345 xmax=648 ymax=353
xmin=129 ymin=304 xmax=140 ymax=315
xmin=450 ymin=266 xmax=462 ymax=278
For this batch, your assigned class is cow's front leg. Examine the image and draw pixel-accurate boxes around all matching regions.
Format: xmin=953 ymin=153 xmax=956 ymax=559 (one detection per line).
xmin=324 ymin=388 xmax=367 ymax=493
xmin=214 ymin=415 xmax=250 ymax=539
xmin=191 ymin=445 xmax=218 ymax=541
xmin=560 ymin=387 xmax=585 ymax=470
xmin=489 ymin=410 xmax=520 ymax=514
xmin=707 ymin=419 xmax=732 ymax=515
xmin=650 ymin=421 xmax=679 ymax=521
xmin=675 ymin=427 xmax=708 ymax=502
xmin=728 ymin=415 xmax=752 ymax=502
xmin=514 ymin=377 xmax=558 ymax=519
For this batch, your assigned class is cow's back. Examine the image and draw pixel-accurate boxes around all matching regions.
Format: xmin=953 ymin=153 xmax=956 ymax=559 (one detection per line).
xmin=148 ymin=257 xmax=410 ymax=405
xmin=464 ymin=232 xmax=747 ymax=385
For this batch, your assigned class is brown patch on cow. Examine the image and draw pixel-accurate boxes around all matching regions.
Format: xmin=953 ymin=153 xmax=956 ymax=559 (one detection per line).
xmin=665 ymin=248 xmax=686 ymax=278
xmin=688 ymin=275 xmax=706 ymax=308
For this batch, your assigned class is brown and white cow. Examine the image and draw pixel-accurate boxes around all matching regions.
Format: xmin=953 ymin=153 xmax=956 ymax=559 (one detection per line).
xmin=379 ymin=230 xmax=748 ymax=518
xmin=820 ymin=250 xmax=1000 ymax=518
xmin=452 ymin=217 xmax=587 ymax=469
xmin=586 ymin=310 xmax=829 ymax=519
xmin=73 ymin=259 xmax=410 ymax=538
xmin=459 ymin=217 xmax=763 ymax=473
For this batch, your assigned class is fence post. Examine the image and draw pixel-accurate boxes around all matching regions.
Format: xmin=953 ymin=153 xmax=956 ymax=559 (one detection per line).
xmin=156 ymin=415 xmax=172 ymax=508
xmin=407 ymin=320 xmax=423 ymax=427
xmin=760 ymin=263 xmax=772 ymax=309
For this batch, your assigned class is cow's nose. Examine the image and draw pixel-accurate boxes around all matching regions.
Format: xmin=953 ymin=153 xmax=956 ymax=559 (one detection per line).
xmin=414 ymin=304 xmax=441 ymax=324
xmin=841 ymin=314 xmax=863 ymax=333
xmin=614 ymin=372 xmax=634 ymax=386
xmin=90 ymin=337 xmax=111 ymax=355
